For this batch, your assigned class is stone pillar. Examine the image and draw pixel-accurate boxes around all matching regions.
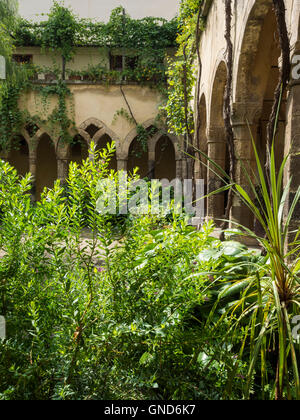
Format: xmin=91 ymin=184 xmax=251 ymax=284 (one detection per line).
xmin=283 ymin=79 xmax=300 ymax=246
xmin=117 ymin=158 xmax=127 ymax=172
xmin=181 ymin=158 xmax=188 ymax=180
xmin=57 ymin=158 xmax=69 ymax=186
xmin=29 ymin=151 xmax=37 ymax=201
xmin=148 ymin=150 xmax=155 ymax=180
xmin=231 ymin=120 xmax=257 ymax=229
xmin=206 ymin=126 xmax=226 ymax=224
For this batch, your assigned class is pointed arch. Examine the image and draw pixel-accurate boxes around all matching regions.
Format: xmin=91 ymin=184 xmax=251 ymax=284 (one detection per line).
xmin=122 ymin=118 xmax=158 ymax=159
xmin=69 ymin=135 xmax=89 ymax=166
xmin=153 ymin=136 xmax=176 ymax=180
xmin=234 ymin=0 xmax=274 ymax=105
xmin=79 ymin=118 xmax=120 ymax=157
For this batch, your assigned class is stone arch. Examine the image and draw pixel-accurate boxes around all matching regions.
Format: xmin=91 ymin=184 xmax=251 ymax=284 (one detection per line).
xmin=148 ymin=131 xmax=180 ymax=160
xmin=122 ymin=118 xmax=157 ymax=159
xmin=36 ymin=133 xmax=57 ymax=200
xmin=209 ymin=60 xmax=227 ymax=128
xmin=127 ymin=138 xmax=149 ymax=178
xmin=234 ymin=1 xmax=283 ymax=162
xmin=147 ymin=132 xmax=179 ymax=180
xmin=232 ymin=0 xmax=282 ymax=229
xmin=69 ymin=134 xmax=89 ymax=166
xmin=79 ymin=117 xmax=103 ymax=133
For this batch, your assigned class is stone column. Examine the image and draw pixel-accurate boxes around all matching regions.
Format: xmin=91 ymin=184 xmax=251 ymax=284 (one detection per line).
xmin=206 ymin=126 xmax=226 ymax=224
xmin=231 ymin=120 xmax=257 ymax=229
xmin=283 ymin=79 xmax=300 ymax=245
xmin=181 ymin=158 xmax=188 ymax=180
xmin=29 ymin=150 xmax=37 ymax=201
xmin=117 ymin=158 xmax=127 ymax=172
xmin=176 ymin=159 xmax=183 ymax=180
xmin=57 ymin=158 xmax=69 ymax=186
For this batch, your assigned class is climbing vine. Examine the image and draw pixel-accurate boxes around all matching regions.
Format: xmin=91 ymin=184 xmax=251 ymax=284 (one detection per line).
xmin=35 ymin=80 xmax=75 ymax=144
xmin=266 ymin=0 xmax=291 ymax=177
xmin=221 ymin=0 xmax=235 ymax=234
xmin=164 ymin=0 xmax=204 ymax=139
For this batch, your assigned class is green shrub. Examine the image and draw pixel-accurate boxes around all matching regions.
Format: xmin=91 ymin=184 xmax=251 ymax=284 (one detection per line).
xmin=0 ymin=146 xmax=263 ymax=400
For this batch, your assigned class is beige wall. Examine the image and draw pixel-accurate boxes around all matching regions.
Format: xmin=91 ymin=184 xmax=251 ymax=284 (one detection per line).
xmin=15 ymin=46 xmax=109 ymax=72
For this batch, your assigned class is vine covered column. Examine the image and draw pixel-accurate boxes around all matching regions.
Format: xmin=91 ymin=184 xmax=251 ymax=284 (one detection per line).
xmin=206 ymin=126 xmax=226 ymax=224
xmin=176 ymin=158 xmax=183 ymax=180
xmin=231 ymin=106 xmax=258 ymax=229
xmin=117 ymin=158 xmax=127 ymax=172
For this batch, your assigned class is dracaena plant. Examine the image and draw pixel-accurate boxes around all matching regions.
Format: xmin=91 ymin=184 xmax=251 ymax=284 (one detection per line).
xmin=193 ymin=111 xmax=300 ymax=400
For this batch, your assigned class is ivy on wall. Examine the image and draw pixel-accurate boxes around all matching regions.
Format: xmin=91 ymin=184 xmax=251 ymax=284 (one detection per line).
xmin=163 ymin=0 xmax=204 ymax=138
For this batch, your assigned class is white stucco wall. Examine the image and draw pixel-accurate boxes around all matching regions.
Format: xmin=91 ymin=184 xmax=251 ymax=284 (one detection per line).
xmin=18 ymin=0 xmax=180 ymax=22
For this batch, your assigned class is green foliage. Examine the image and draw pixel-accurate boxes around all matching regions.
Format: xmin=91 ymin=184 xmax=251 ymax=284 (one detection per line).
xmin=0 ymin=0 xmax=17 ymax=58
xmin=0 ymin=143 xmax=261 ymax=400
xmin=14 ymin=6 xmax=177 ymax=50
xmin=40 ymin=1 xmax=78 ymax=62
xmin=164 ymin=57 xmax=195 ymax=136
xmin=164 ymin=0 xmax=204 ymax=136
